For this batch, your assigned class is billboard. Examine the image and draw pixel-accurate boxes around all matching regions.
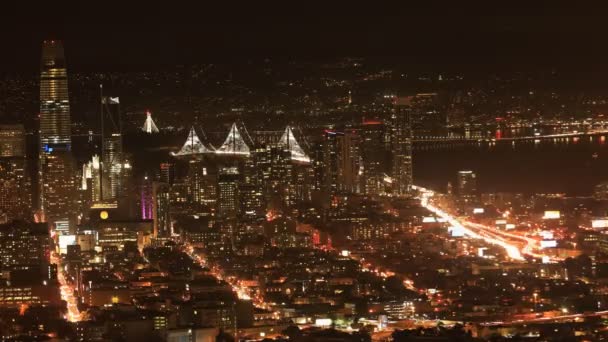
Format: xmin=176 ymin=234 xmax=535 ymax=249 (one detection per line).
xmin=473 ymin=208 xmax=485 ymax=214
xmin=592 ymin=219 xmax=608 ymax=229
xmin=543 ymin=211 xmax=560 ymax=219
xmin=505 ymin=223 xmax=516 ymax=230
xmin=449 ymin=226 xmax=465 ymax=237
xmin=315 ymin=318 xmax=332 ymax=327
xmin=539 ymin=230 xmax=554 ymax=239
xmin=422 ymin=217 xmax=437 ymax=223
xmin=58 ymin=235 xmax=76 ymax=254
xmin=540 ymin=240 xmax=557 ymax=248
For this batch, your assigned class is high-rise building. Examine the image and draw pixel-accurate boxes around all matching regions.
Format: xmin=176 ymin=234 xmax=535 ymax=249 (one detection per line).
xmin=159 ymin=162 xmax=175 ymax=185
xmin=0 ymin=124 xmax=25 ymax=157
xmin=40 ymin=40 xmax=71 ymax=150
xmin=217 ymin=167 xmax=240 ymax=219
xmin=457 ymin=170 xmax=477 ymax=197
xmin=0 ymin=124 xmax=30 ymax=222
xmin=391 ymin=97 xmax=414 ymax=195
xmin=0 ymin=158 xmax=30 ymax=222
xmin=0 ymin=221 xmax=51 ymax=266
xmin=322 ymin=130 xmax=361 ymax=197
xmin=361 ymin=120 xmax=388 ymax=195
xmin=152 ymin=182 xmax=171 ymax=237
xmin=39 ymin=40 xmax=76 ymax=225
xmin=100 ymin=93 xmax=126 ymax=200
xmin=186 ymin=160 xmax=217 ymax=206
xmin=41 ymin=151 xmax=77 ymax=225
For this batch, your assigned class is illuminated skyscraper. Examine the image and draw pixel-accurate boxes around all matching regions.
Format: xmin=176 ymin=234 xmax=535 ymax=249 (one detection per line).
xmin=100 ymin=92 xmax=128 ymax=200
xmin=391 ymin=97 xmax=414 ymax=195
xmin=39 ymin=40 xmax=76 ymax=225
xmin=40 ymin=41 xmax=71 ymax=150
xmin=217 ymin=167 xmax=240 ymax=219
xmin=152 ymin=182 xmax=171 ymax=237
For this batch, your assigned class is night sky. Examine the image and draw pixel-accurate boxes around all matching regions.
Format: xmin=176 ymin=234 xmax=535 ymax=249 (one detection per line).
xmin=1 ymin=5 xmax=608 ymax=72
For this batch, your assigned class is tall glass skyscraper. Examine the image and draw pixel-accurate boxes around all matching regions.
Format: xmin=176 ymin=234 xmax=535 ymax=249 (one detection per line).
xmin=40 ymin=40 xmax=71 ymax=150
xmin=39 ymin=41 xmax=76 ymax=226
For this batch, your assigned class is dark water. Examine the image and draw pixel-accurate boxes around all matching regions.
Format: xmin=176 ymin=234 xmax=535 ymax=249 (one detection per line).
xmin=414 ymin=135 xmax=608 ymax=196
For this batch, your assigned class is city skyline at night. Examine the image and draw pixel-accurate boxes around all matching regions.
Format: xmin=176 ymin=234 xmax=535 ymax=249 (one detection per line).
xmin=4 ymin=10 xmax=608 ymax=341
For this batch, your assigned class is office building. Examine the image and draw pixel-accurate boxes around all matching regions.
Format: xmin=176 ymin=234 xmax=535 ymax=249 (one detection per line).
xmin=0 ymin=124 xmax=30 ymax=221
xmin=0 ymin=221 xmax=50 ymax=266
xmin=39 ymin=40 xmax=76 ymax=225
xmin=217 ymin=167 xmax=240 ymax=219
xmin=39 ymin=40 xmax=71 ymax=150
xmin=457 ymin=170 xmax=477 ymax=196
xmin=41 ymin=151 xmax=77 ymax=226
xmin=391 ymin=97 xmax=414 ymax=195
xmin=0 ymin=158 xmax=30 ymax=222
xmin=360 ymin=120 xmax=388 ymax=195
xmin=0 ymin=124 xmax=25 ymax=157
xmin=100 ymin=94 xmax=127 ymax=200
xmin=153 ymin=182 xmax=171 ymax=237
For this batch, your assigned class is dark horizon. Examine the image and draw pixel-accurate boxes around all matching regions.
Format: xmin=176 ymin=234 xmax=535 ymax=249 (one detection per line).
xmin=3 ymin=6 xmax=608 ymax=73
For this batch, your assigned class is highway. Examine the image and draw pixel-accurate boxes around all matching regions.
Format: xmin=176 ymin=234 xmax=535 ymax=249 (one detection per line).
xmin=413 ymin=185 xmax=557 ymax=261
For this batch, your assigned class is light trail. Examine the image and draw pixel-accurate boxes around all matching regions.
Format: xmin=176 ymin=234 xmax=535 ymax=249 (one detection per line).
xmin=183 ymin=243 xmax=272 ymax=311
xmin=414 ymin=185 xmax=525 ymax=260
xmin=480 ymin=310 xmax=608 ymax=327
xmin=50 ymin=252 xmax=82 ymax=322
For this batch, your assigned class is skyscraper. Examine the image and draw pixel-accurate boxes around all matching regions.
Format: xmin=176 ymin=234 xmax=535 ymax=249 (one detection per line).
xmin=152 ymin=182 xmax=171 ymax=237
xmin=217 ymin=167 xmax=240 ymax=219
xmin=40 ymin=41 xmax=71 ymax=150
xmin=391 ymin=97 xmax=414 ymax=195
xmin=39 ymin=41 xmax=77 ymax=225
xmin=100 ymin=93 xmax=127 ymax=200
xmin=361 ymin=120 xmax=388 ymax=195
xmin=322 ymin=130 xmax=360 ymax=198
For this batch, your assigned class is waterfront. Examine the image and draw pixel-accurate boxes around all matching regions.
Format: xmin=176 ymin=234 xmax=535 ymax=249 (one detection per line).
xmin=415 ymin=135 xmax=608 ymax=196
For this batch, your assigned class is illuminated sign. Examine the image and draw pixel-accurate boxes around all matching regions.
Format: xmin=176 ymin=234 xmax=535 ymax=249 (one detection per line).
xmin=495 ymin=219 xmax=507 ymax=225
xmin=449 ymin=226 xmax=465 ymax=237
xmin=58 ymin=235 xmax=76 ymax=254
xmin=543 ymin=211 xmax=560 ymax=219
xmin=539 ymin=230 xmax=554 ymax=239
xmin=315 ymin=318 xmax=332 ymax=327
xmin=505 ymin=223 xmax=516 ymax=230
xmin=422 ymin=217 xmax=437 ymax=223
xmin=540 ymin=240 xmax=557 ymax=248
xmin=341 ymin=250 xmax=350 ymax=257
xmin=592 ymin=219 xmax=608 ymax=229
xmin=473 ymin=208 xmax=484 ymax=214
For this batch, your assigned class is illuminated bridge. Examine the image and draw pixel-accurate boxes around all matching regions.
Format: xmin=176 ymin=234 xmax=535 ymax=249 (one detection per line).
xmin=414 ymin=129 xmax=608 ymax=143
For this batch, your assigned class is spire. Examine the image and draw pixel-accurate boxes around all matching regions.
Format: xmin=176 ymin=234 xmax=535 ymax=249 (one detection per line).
xmin=171 ymin=126 xmax=214 ymax=156
xmin=279 ymin=126 xmax=310 ymax=163
xmin=142 ymin=111 xmax=159 ymax=134
xmin=215 ymin=123 xmax=250 ymax=156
